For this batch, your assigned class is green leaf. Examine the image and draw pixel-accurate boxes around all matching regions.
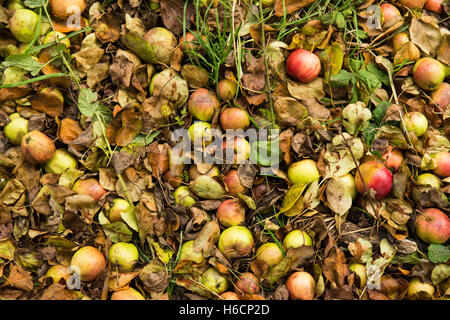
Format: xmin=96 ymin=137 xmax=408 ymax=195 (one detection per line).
xmin=2 ymin=54 xmax=43 ymax=76
xmin=131 ymin=131 xmax=160 ymax=146
xmin=363 ymin=123 xmax=378 ymax=147
xmin=367 ymin=62 xmax=390 ymax=86
xmin=372 ymin=101 xmax=391 ymax=125
xmin=102 ymin=222 xmax=133 ymax=243
xmin=428 ymin=244 xmax=450 ymax=263
xmin=329 ymin=69 xmax=351 ymax=87
xmin=78 ymin=88 xmax=98 ymax=118
xmin=23 ymin=0 xmax=46 ymax=8
xmin=356 ymin=69 xmax=381 ymax=92
xmin=120 ymin=206 xmax=139 ymax=232
xmin=335 ymin=12 xmax=346 ymax=29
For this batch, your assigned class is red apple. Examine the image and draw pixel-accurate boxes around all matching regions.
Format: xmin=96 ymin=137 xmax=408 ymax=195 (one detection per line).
xmin=223 ymin=170 xmax=247 ymax=195
xmin=235 ymin=272 xmax=260 ymax=295
xmin=380 ymin=3 xmax=401 ymax=22
xmin=20 ymin=131 xmax=56 ymax=164
xmin=219 ymin=107 xmax=250 ymax=130
xmin=399 ymin=0 xmax=427 ymax=9
xmin=424 ymin=0 xmax=443 ymax=13
xmin=286 ymin=271 xmax=315 ymax=300
xmin=72 ymin=178 xmax=107 ymax=202
xmin=413 ymin=57 xmax=446 ymax=91
xmin=286 ymin=49 xmax=321 ymax=83
xmin=217 ymin=199 xmax=246 ymax=227
xmin=433 ymin=151 xmax=450 ymax=178
xmin=431 ymin=83 xmax=449 ymax=111
xmin=355 ymin=161 xmax=393 ymax=199
xmin=415 ymin=208 xmax=450 ymax=244
xmin=188 ymin=88 xmax=220 ymax=122
xmin=70 ymin=246 xmax=106 ymax=282
xmin=382 ymin=147 xmax=404 ymax=172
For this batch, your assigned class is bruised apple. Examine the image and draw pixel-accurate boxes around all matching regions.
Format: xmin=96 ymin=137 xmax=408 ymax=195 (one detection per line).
xmin=416 ymin=173 xmax=441 ymax=189
xmin=70 ymin=246 xmax=106 ymax=282
xmin=21 ymin=131 xmax=56 ymax=164
xmin=45 ymin=264 xmax=71 ymax=284
xmin=50 ymin=0 xmax=86 ymax=20
xmin=235 ymin=272 xmax=260 ymax=295
xmin=286 ymin=271 xmax=315 ymax=300
xmin=72 ymin=178 xmax=106 ymax=202
xmin=430 ymin=83 xmax=449 ymax=110
xmin=217 ymin=199 xmax=245 ymax=227
xmin=223 ymin=170 xmax=247 ymax=195
xmin=179 ymin=240 xmax=205 ymax=264
xmin=286 ymin=49 xmax=321 ymax=83
xmin=382 ymin=147 xmax=404 ymax=172
xmin=349 ymin=263 xmax=367 ymax=288
xmin=425 ymin=0 xmax=444 ymax=13
xmin=415 ymin=208 xmax=450 ymax=244
xmin=399 ymin=0 xmax=427 ymax=9
xmin=355 ymin=161 xmax=393 ymax=199
xmin=218 ymin=226 xmax=254 ymax=259
xmin=218 ymin=79 xmax=238 ymax=101
xmin=173 ymin=186 xmax=196 ymax=208
xmin=407 ymin=278 xmax=435 ymax=300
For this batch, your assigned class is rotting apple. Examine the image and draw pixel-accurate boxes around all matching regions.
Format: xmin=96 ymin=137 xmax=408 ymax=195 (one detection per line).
xmin=415 ymin=208 xmax=450 ymax=244
xmin=201 ymin=267 xmax=229 ymax=295
xmin=413 ymin=57 xmax=447 ymax=91
xmin=286 ymin=49 xmax=321 ymax=83
xmin=430 ymin=83 xmax=449 ymax=111
xmin=382 ymin=146 xmax=404 ymax=172
xmin=44 ymin=148 xmax=78 ymax=174
xmin=218 ymin=79 xmax=238 ymax=101
xmin=407 ymin=277 xmax=435 ymax=300
xmin=349 ymin=263 xmax=367 ymax=289
xmin=179 ymin=32 xmax=204 ymax=52
xmin=45 ymin=264 xmax=71 ymax=284
xmin=188 ymin=88 xmax=220 ymax=122
xmin=219 ymin=107 xmax=250 ymax=130
xmin=255 ymin=242 xmax=283 ymax=268
xmin=286 ymin=271 xmax=316 ymax=300
xmin=4 ymin=113 xmax=28 ymax=145
xmin=8 ymin=8 xmax=39 ymax=43
xmin=283 ymin=230 xmax=313 ymax=250
xmin=111 ymin=288 xmax=145 ymax=300
xmin=287 ymin=159 xmax=320 ymax=185
xmin=72 ymin=178 xmax=106 ymax=202
xmin=416 ymin=173 xmax=441 ymax=189
xmin=108 ymin=242 xmax=139 ymax=273
xmin=69 ymin=246 xmax=106 ymax=282
xmin=173 ymin=186 xmax=196 ymax=208
xmin=109 ymin=198 xmax=132 ymax=223
xmin=433 ymin=151 xmax=450 ymax=178
xmin=217 ymin=199 xmax=245 ymax=228
xmin=218 ymin=226 xmax=254 ymax=259
xmin=143 ymin=27 xmax=177 ymax=65
xmin=21 ymin=131 xmax=56 ymax=164
xmin=179 ymin=240 xmax=205 ymax=264
xmin=404 ymin=111 xmax=429 ymax=137
xmin=355 ymin=161 xmax=393 ymax=199
xmin=223 ymin=170 xmax=247 ymax=196
xmin=234 ymin=272 xmax=260 ymax=295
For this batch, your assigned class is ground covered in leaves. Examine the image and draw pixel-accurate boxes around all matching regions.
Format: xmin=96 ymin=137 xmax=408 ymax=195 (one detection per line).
xmin=0 ymin=0 xmax=449 ymax=300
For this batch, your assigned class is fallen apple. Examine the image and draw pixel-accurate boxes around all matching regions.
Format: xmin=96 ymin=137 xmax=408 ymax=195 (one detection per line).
xmin=415 ymin=208 xmax=450 ymax=244
xmin=355 ymin=161 xmax=393 ymax=199
xmin=286 ymin=271 xmax=316 ymax=300
xmin=70 ymin=246 xmax=106 ymax=282
xmin=108 ymin=242 xmax=139 ymax=273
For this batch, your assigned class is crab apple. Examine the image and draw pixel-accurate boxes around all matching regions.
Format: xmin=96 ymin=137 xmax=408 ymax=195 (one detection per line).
xmin=218 ymin=226 xmax=254 ymax=259
xmin=399 ymin=0 xmax=427 ymax=9
xmin=188 ymin=164 xmax=219 ymax=181
xmin=382 ymin=147 xmax=404 ymax=172
xmin=407 ymin=278 xmax=435 ymax=300
xmin=431 ymin=83 xmax=449 ymax=111
xmin=413 ymin=58 xmax=446 ymax=91
xmin=433 ymin=151 xmax=450 ymax=178
xmin=179 ymin=240 xmax=205 ymax=264
xmin=217 ymin=199 xmax=245 ymax=227
xmin=72 ymin=178 xmax=106 ymax=202
xmin=287 ymin=159 xmax=320 ymax=185
xmin=201 ymin=267 xmax=229 ymax=294
xmin=220 ymin=291 xmax=240 ymax=300
xmin=108 ymin=198 xmax=132 ymax=223
xmin=355 ymin=161 xmax=393 ymax=199
xmin=45 ymin=264 xmax=71 ymax=284
xmin=283 ymin=230 xmax=313 ymax=250
xmin=416 ymin=173 xmax=441 ymax=189
xmin=9 ymin=9 xmax=39 ymax=43
xmin=349 ymin=263 xmax=367 ymax=288
xmin=235 ymin=272 xmax=260 ymax=295
xmin=219 ymin=107 xmax=250 ymax=130
xmin=108 ymin=242 xmax=139 ymax=273
xmin=173 ymin=186 xmax=196 ymax=208
xmin=255 ymin=242 xmax=283 ymax=268
xmin=415 ymin=208 xmax=450 ymax=244
xmin=223 ymin=170 xmax=247 ymax=195
xmin=44 ymin=149 xmax=77 ymax=174
xmin=380 ymin=3 xmax=401 ymax=23
xmin=286 ymin=271 xmax=316 ymax=300
xmin=4 ymin=113 xmax=28 ymax=145
xmin=21 ymin=131 xmax=56 ymax=164
xmin=218 ymin=79 xmax=238 ymax=101
xmin=404 ymin=111 xmax=429 ymax=137
xmin=188 ymin=88 xmax=220 ymax=122
xmin=111 ymin=287 xmax=145 ymax=300
xmin=425 ymin=0 xmax=444 ymax=13
xmin=70 ymin=246 xmax=106 ymax=282
xmin=286 ymin=49 xmax=321 ymax=83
